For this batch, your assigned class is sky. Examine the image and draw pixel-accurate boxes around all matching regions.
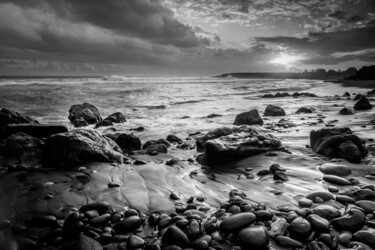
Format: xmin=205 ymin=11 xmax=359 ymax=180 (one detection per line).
xmin=0 ymin=0 xmax=374 ymax=76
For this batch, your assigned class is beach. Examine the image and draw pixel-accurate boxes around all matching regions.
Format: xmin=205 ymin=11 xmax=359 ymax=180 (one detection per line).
xmin=0 ymin=76 xmax=375 ymax=250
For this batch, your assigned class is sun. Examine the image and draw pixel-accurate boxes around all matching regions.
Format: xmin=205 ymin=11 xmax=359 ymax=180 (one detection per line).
xmin=270 ymin=53 xmax=302 ymax=70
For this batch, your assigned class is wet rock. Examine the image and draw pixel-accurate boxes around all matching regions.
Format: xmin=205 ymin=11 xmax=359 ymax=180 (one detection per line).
xmin=166 ymin=135 xmax=183 ymax=144
xmin=273 ymin=171 xmax=288 ymax=181
xmin=108 ymin=182 xmax=120 ymax=188
xmin=299 ymin=198 xmax=313 ymax=208
xmin=113 ymin=216 xmax=141 ymax=234
xmin=335 ymin=195 xmax=356 ymax=204
xmin=3 ymin=132 xmax=43 ymax=165
xmin=207 ymin=113 xmax=222 ymax=118
xmin=317 ymin=233 xmax=338 ymax=249
xmin=310 ymin=127 xmax=366 ymax=163
xmin=323 ymin=175 xmax=351 ymax=185
xmin=107 ymin=133 xmax=141 ymax=152
xmin=296 ymin=107 xmax=312 ymax=114
xmin=95 ymin=119 xmax=113 ymax=128
xmin=331 ymin=209 xmax=366 ymax=232
xmin=254 ymin=210 xmax=273 ymax=221
xmin=144 ymin=144 xmax=168 ymax=155
xmin=128 ymin=235 xmax=145 ymax=249
xmin=347 ymin=241 xmax=373 ymax=250
xmin=233 ymin=109 xmax=263 ymax=126
xmin=355 ymin=200 xmax=375 ymax=213
xmin=350 ymin=189 xmax=375 ymax=201
xmin=354 ymin=96 xmax=372 ymax=110
xmin=238 ymin=225 xmax=270 ymax=250
xmin=219 ymin=212 xmax=256 ymax=233
xmin=307 ymin=214 xmax=329 ymax=231
xmin=67 ymin=235 xmax=103 ymax=250
xmin=103 ymin=112 xmax=126 ymax=123
xmin=306 ymin=192 xmax=334 ymax=202
xmin=269 ymin=163 xmax=285 ymax=173
xmin=339 ymin=231 xmax=352 ymax=245
xmin=196 ymin=127 xmax=232 ymax=152
xmin=162 ymin=226 xmax=189 ymax=248
xmin=68 ymin=103 xmax=102 ymax=127
xmin=313 ymin=205 xmax=341 ymax=220
xmin=0 ymin=108 xmax=39 ymax=138
xmin=197 ymin=126 xmax=282 ymax=166
xmin=275 ymin=236 xmax=303 ymax=248
xmin=264 ymin=105 xmax=286 ymax=116
xmin=5 ymin=124 xmax=68 ymax=138
xmin=90 ymin=213 xmax=111 ymax=227
xmin=288 ymin=217 xmax=311 ymax=238
xmin=339 ymin=107 xmax=354 ymax=115
xmin=307 ymin=241 xmax=330 ymax=250
xmin=319 ymin=163 xmax=351 ymax=176
xmin=80 ymin=202 xmax=112 ymax=215
xmin=353 ymin=229 xmax=375 ymax=248
xmin=42 ymin=129 xmax=123 ymax=168
xmin=269 ymin=217 xmax=287 ymax=238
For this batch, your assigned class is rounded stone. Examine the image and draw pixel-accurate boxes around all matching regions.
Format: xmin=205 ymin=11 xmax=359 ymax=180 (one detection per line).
xmin=339 ymin=231 xmax=352 ymax=245
xmin=323 ymin=175 xmax=351 ymax=185
xmin=307 ymin=214 xmax=330 ymax=231
xmin=219 ymin=212 xmax=256 ymax=233
xmin=238 ymin=225 xmax=270 ymax=250
xmin=355 ymin=200 xmax=375 ymax=213
xmin=299 ymin=198 xmax=313 ymax=208
xmin=113 ymin=216 xmax=141 ymax=234
xmin=331 ymin=209 xmax=366 ymax=232
xmin=319 ymin=163 xmax=351 ymax=176
xmin=162 ymin=226 xmax=189 ymax=248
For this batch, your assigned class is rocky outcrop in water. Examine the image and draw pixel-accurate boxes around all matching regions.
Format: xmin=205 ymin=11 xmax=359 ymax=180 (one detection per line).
xmin=68 ymin=103 xmax=102 ymax=127
xmin=233 ymin=109 xmax=263 ymax=126
xmin=196 ymin=126 xmax=282 ymax=166
xmin=264 ymin=104 xmax=286 ymax=116
xmin=4 ymin=124 xmax=68 ymax=138
xmin=354 ymin=96 xmax=372 ymax=110
xmin=0 ymin=108 xmax=39 ymax=139
xmin=106 ymin=133 xmax=142 ymax=152
xmin=310 ymin=127 xmax=367 ymax=163
xmin=42 ymin=129 xmax=123 ymax=168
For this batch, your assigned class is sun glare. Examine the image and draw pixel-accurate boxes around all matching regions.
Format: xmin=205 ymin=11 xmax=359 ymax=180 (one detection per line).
xmin=270 ymin=53 xmax=302 ymax=70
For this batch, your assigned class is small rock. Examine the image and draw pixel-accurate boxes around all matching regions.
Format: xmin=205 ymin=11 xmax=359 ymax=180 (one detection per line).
xmin=275 ymin=236 xmax=303 ymax=248
xmin=238 ymin=225 xmax=270 ymax=250
xmin=162 ymin=226 xmax=189 ymax=248
xmin=299 ymin=198 xmax=313 ymax=208
xmin=219 ymin=212 xmax=256 ymax=233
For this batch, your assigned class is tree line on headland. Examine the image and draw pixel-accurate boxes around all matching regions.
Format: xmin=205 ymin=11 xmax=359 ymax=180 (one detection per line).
xmin=217 ymin=65 xmax=375 ymax=80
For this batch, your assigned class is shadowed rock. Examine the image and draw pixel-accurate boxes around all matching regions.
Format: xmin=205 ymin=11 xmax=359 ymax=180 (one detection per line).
xmin=233 ymin=109 xmax=263 ymax=126
xmin=0 ymin=108 xmax=39 ymax=139
xmin=354 ymin=96 xmax=372 ymax=110
xmin=310 ymin=127 xmax=366 ymax=163
xmin=196 ymin=126 xmax=282 ymax=166
xmin=264 ymin=105 xmax=286 ymax=116
xmin=296 ymin=107 xmax=312 ymax=114
xmin=339 ymin=107 xmax=354 ymax=115
xmin=42 ymin=129 xmax=123 ymax=169
xmin=103 ymin=112 xmax=126 ymax=123
xmin=5 ymin=124 xmax=68 ymax=138
xmin=68 ymin=103 xmax=102 ymax=127
xmin=106 ymin=133 xmax=141 ymax=152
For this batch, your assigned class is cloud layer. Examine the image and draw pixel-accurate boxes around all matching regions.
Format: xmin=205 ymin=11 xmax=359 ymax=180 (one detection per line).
xmin=0 ymin=0 xmax=374 ymax=75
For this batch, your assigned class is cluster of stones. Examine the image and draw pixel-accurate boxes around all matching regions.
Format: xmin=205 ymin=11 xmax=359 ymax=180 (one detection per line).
xmin=262 ymin=92 xmax=317 ymax=98
xmin=2 ymin=181 xmax=374 ymax=250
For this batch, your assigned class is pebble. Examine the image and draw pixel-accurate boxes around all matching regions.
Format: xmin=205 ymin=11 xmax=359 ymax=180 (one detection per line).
xmin=162 ymin=226 xmax=190 ymax=248
xmin=323 ymin=175 xmax=351 ymax=185
xmin=269 ymin=217 xmax=287 ymax=238
xmin=269 ymin=163 xmax=285 ymax=173
xmin=335 ymin=195 xmax=356 ymax=204
xmin=90 ymin=213 xmax=111 ymax=227
xmin=275 ymin=236 xmax=303 ymax=248
xmin=307 ymin=214 xmax=330 ymax=231
xmin=328 ymin=186 xmax=339 ymax=192
xmin=331 ymin=209 xmax=366 ymax=232
xmin=313 ymin=205 xmax=341 ymax=220
xmin=353 ymin=229 xmax=375 ymax=248
xmin=127 ymin=235 xmax=145 ymax=249
xmin=319 ymin=163 xmax=351 ymax=176
xmin=288 ymin=217 xmax=311 ymax=237
xmin=113 ymin=216 xmax=141 ymax=234
xmin=339 ymin=231 xmax=352 ymax=245
xmin=238 ymin=225 xmax=270 ymax=250
xmin=219 ymin=212 xmax=256 ymax=233
xmin=306 ymin=192 xmax=334 ymax=201
xmin=273 ymin=171 xmax=288 ymax=181
xmin=355 ymin=200 xmax=375 ymax=213
xmin=298 ymin=198 xmax=313 ymax=208
xmin=108 ymin=182 xmax=120 ymax=188
xmin=170 ymin=192 xmax=180 ymax=200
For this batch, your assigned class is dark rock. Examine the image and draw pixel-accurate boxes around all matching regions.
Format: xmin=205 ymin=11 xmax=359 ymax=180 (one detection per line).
xmin=269 ymin=217 xmax=287 ymax=238
xmin=80 ymin=202 xmax=112 ymax=215
xmin=197 ymin=126 xmax=282 ymax=166
xmin=350 ymin=189 xmax=375 ymax=200
xmin=72 ymin=117 xmax=89 ymax=127
xmin=296 ymin=107 xmax=312 ymax=114
xmin=335 ymin=195 xmax=356 ymax=204
xmin=233 ymin=109 xmax=263 ymax=126
xmin=3 ymin=132 xmax=43 ymax=165
xmin=338 ymin=141 xmax=362 ymax=163
xmin=71 ymin=235 xmax=103 ymax=250
xmin=103 ymin=112 xmax=126 ymax=123
xmin=143 ymin=139 xmax=171 ymax=149
xmin=307 ymin=214 xmax=329 ymax=231
xmin=162 ymin=226 xmax=189 ymax=248
xmin=319 ymin=163 xmax=351 ymax=176
xmin=264 ymin=105 xmax=286 ymax=116
xmin=347 ymin=241 xmax=373 ymax=250
xmin=275 ymin=236 xmax=303 ymax=248
xmin=166 ymin=135 xmax=183 ymax=144
xmin=355 ymin=200 xmax=375 ymax=213
xmin=145 ymin=144 xmax=168 ymax=154
xmin=90 ymin=213 xmax=111 ymax=227
xmin=113 ymin=216 xmax=141 ymax=234
xmin=331 ymin=209 xmax=366 ymax=232
xmin=42 ymin=129 xmax=123 ymax=168
xmin=68 ymin=103 xmax=102 ymax=127
xmin=207 ymin=113 xmax=222 ymax=118
xmin=306 ymin=192 xmax=334 ymax=202
xmin=353 ymin=229 xmax=375 ymax=248
xmin=339 ymin=107 xmax=354 ymax=115
xmin=307 ymin=241 xmax=330 ymax=250
xmin=354 ymin=94 xmax=363 ymax=101
xmin=95 ymin=120 xmax=113 ymax=128
xmin=196 ymin=127 xmax=232 ymax=152
xmin=107 ymin=133 xmax=141 ymax=152
xmin=344 ymin=92 xmax=350 ymax=97
xmin=128 ymin=235 xmax=145 ymax=249
xmin=238 ymin=225 xmax=269 ymax=250
xmin=255 ymin=210 xmax=273 ymax=221
xmin=275 ymin=92 xmax=290 ymax=97
xmin=0 ymin=108 xmax=39 ymax=138
xmin=273 ymin=171 xmax=288 ymax=181
xmin=219 ymin=212 xmax=256 ymax=233
xmin=317 ymin=233 xmax=338 ymax=249
xmin=5 ymin=124 xmax=68 ymax=138
xmin=310 ymin=127 xmax=366 ymax=163
xmin=298 ymin=198 xmax=313 ymax=208
xmin=323 ymin=175 xmax=351 ymax=185
xmin=313 ymin=205 xmax=341 ymax=220
xmin=354 ymin=96 xmax=372 ymax=110
xmin=288 ymin=217 xmax=311 ymax=237
xmin=269 ymin=163 xmax=285 ymax=173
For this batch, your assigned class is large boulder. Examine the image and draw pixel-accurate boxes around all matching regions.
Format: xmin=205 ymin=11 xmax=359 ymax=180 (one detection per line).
xmin=5 ymin=124 xmax=68 ymax=138
xmin=233 ymin=109 xmax=263 ymax=126
xmin=106 ymin=133 xmax=142 ymax=152
xmin=264 ymin=105 xmax=286 ymax=116
xmin=196 ymin=126 xmax=282 ymax=166
xmin=68 ymin=103 xmax=102 ymax=127
xmin=0 ymin=108 xmax=39 ymax=139
xmin=196 ymin=127 xmax=233 ymax=152
xmin=354 ymin=96 xmax=372 ymax=110
xmin=2 ymin=132 xmax=43 ymax=166
xmin=310 ymin=127 xmax=367 ymax=163
xmin=42 ymin=129 xmax=123 ymax=169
